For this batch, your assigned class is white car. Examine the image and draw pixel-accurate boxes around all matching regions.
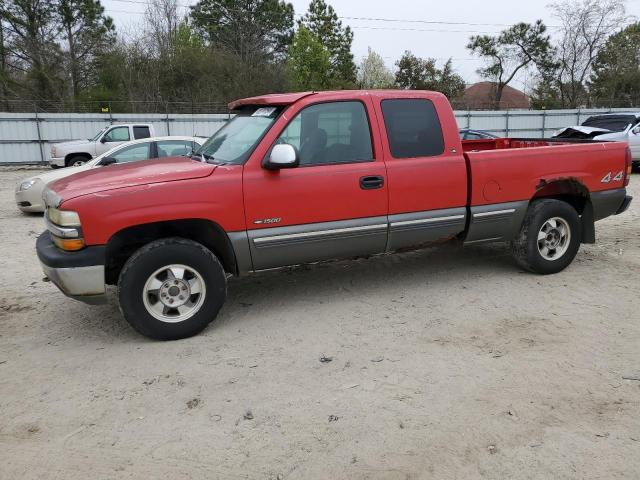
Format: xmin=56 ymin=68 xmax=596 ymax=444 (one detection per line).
xmin=49 ymin=123 xmax=156 ymax=168
xmin=553 ymin=113 xmax=640 ymax=166
xmin=16 ymin=136 xmax=204 ymax=213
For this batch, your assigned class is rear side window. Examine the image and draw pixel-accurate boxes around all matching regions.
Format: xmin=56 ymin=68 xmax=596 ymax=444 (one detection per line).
xmin=110 ymin=143 xmax=151 ymax=163
xmin=133 ymin=126 xmax=151 ymax=139
xmin=156 ymin=140 xmax=193 ymax=157
xmin=381 ymin=99 xmax=445 ymax=158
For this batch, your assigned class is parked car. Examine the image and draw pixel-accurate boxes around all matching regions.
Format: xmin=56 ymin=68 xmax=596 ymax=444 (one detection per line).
xmin=37 ymin=90 xmax=633 ymax=340
xmin=553 ymin=113 xmax=640 ymax=167
xmin=49 ymin=123 xmax=156 ymax=168
xmin=459 ymin=128 xmax=498 ymax=140
xmin=16 ymin=136 xmax=203 ymax=213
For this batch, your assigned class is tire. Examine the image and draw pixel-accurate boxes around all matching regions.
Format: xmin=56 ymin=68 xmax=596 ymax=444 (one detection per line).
xmin=65 ymin=156 xmax=88 ymax=167
xmin=510 ymin=199 xmax=581 ymax=275
xmin=117 ymin=237 xmax=227 ymax=340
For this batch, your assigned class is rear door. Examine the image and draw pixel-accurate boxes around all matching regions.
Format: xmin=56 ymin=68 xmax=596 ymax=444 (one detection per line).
xmin=373 ymin=95 xmax=468 ymax=251
xmin=243 ymin=96 xmax=389 ymax=270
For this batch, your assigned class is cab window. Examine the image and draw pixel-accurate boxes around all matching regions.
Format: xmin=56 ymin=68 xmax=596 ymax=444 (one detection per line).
xmin=103 ymin=126 xmax=130 ymax=142
xmin=133 ymin=126 xmax=151 ymax=139
xmin=278 ymin=101 xmax=373 ymax=166
xmin=381 ymin=99 xmax=445 ymax=158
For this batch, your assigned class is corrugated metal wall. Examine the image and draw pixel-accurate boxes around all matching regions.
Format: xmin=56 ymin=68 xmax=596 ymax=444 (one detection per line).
xmin=0 ymin=112 xmax=230 ymax=164
xmin=0 ymin=108 xmax=637 ymax=165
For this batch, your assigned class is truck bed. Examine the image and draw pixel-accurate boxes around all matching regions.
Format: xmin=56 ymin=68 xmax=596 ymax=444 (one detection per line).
xmin=462 ymin=137 xmax=629 ymax=207
xmin=461 ymin=137 xmax=589 ymax=153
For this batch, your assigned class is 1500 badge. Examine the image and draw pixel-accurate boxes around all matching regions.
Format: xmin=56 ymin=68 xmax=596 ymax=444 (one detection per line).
xmin=254 ymin=217 xmax=281 ymax=225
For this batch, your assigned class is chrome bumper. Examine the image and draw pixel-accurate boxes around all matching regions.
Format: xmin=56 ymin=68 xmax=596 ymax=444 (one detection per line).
xmin=36 ymin=232 xmax=107 ymax=305
xmin=40 ymin=262 xmax=107 ymax=304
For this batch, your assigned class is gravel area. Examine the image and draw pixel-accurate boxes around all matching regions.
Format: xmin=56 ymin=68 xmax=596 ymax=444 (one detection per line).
xmin=1 ymin=167 xmax=639 ymax=479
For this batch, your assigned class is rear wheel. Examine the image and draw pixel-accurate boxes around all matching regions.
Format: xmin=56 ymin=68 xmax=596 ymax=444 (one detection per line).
xmin=118 ymin=237 xmax=227 ymax=340
xmin=511 ymin=199 xmax=581 ymax=274
xmin=66 ymin=156 xmax=88 ymax=167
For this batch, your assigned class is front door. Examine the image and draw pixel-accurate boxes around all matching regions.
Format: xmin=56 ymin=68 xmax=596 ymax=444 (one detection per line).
xmin=97 ymin=126 xmax=131 ymax=155
xmin=243 ymin=97 xmax=389 ymax=270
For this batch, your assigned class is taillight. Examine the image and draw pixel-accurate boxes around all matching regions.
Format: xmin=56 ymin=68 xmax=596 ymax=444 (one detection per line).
xmin=624 ymin=147 xmax=632 ymax=186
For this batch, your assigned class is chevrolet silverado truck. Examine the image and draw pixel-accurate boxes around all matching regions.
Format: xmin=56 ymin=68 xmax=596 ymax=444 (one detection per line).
xmin=36 ymin=90 xmax=633 ymax=340
xmin=49 ymin=123 xmax=155 ymax=167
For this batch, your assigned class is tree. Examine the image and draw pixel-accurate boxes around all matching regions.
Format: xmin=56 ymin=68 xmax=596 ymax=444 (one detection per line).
xmin=287 ymin=25 xmax=331 ymax=91
xmin=357 ymin=47 xmax=393 ymax=89
xmin=299 ymin=0 xmax=356 ymax=88
xmin=468 ymin=21 xmax=553 ymax=109
xmin=1 ymin=0 xmax=63 ymax=104
xmin=549 ymin=0 xmax=628 ymax=108
xmin=590 ymin=22 xmax=640 ymax=107
xmin=394 ymin=51 xmax=465 ymax=99
xmin=190 ymin=0 xmax=294 ymax=63
xmin=57 ymin=0 xmax=114 ymax=100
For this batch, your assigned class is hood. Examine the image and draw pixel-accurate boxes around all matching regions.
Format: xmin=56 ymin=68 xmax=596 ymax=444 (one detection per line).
xmin=54 ymin=139 xmax=95 ymax=147
xmin=28 ymin=162 xmax=95 ymax=186
xmin=48 ymin=156 xmax=216 ymax=203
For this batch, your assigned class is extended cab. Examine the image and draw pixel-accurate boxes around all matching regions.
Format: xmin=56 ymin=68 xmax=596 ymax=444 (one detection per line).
xmin=49 ymin=123 xmax=155 ymax=168
xmin=36 ymin=91 xmax=633 ymax=340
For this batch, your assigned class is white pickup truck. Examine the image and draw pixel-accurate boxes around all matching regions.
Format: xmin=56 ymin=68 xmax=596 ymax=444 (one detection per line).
xmin=49 ymin=123 xmax=155 ymax=168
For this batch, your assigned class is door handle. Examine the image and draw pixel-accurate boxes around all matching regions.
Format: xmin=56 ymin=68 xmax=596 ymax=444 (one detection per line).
xmin=360 ymin=175 xmax=384 ymax=190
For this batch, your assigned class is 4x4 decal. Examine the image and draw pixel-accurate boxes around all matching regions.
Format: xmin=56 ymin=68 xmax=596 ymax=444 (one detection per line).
xmin=601 ymin=171 xmax=624 ymax=183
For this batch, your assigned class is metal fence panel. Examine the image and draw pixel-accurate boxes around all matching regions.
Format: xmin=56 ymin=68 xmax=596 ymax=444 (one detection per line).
xmin=1 ymin=108 xmax=639 ymax=164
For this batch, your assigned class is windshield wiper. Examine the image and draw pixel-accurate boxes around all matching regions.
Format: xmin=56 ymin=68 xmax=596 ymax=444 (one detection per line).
xmin=189 ymin=151 xmax=228 ymax=165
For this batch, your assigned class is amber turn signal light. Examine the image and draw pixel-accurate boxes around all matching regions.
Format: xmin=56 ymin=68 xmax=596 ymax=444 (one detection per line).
xmin=52 ymin=236 xmax=86 ymax=251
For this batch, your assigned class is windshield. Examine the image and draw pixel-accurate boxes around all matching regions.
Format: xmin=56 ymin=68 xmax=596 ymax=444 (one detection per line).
xmin=90 ymin=126 xmax=109 ymax=141
xmin=582 ymin=115 xmax=639 ymax=132
xmin=195 ymin=106 xmax=282 ymax=164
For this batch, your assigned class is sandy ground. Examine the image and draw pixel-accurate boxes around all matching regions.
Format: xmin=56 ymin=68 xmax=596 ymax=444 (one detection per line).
xmin=0 ymin=166 xmax=639 ymax=479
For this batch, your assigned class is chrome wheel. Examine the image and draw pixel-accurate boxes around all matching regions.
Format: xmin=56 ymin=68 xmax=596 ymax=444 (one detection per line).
xmin=72 ymin=160 xmax=86 ymax=167
xmin=142 ymin=264 xmax=206 ymax=323
xmin=537 ymin=217 xmax=571 ymax=261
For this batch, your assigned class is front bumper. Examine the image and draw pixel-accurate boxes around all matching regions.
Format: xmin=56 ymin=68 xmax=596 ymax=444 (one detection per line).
xmin=15 ymin=186 xmax=45 ymax=213
xmin=49 ymin=156 xmax=65 ymax=167
xmin=36 ymin=232 xmax=107 ymax=304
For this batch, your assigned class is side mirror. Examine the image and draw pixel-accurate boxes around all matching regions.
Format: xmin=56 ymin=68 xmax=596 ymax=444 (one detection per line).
xmin=100 ymin=136 xmax=107 ymax=143
xmin=633 ymin=126 xmax=640 ymax=135
xmin=101 ymin=156 xmax=117 ymax=166
xmin=263 ymin=144 xmax=299 ymax=170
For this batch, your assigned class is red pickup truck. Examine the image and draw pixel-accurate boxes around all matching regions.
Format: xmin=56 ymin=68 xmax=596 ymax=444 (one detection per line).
xmin=37 ymin=90 xmax=633 ymax=340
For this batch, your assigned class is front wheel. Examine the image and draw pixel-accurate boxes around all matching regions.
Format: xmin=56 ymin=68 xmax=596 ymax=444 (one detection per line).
xmin=66 ymin=156 xmax=88 ymax=167
xmin=118 ymin=238 xmax=227 ymax=340
xmin=511 ymin=199 xmax=581 ymax=274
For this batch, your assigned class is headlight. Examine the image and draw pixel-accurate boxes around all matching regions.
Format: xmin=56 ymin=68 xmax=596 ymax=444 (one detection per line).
xmin=47 ymin=208 xmax=81 ymax=227
xmin=19 ymin=179 xmax=37 ymax=191
xmin=46 ymin=208 xmax=85 ymax=251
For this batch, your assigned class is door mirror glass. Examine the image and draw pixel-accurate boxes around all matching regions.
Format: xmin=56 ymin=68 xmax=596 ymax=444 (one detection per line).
xmin=264 ymin=144 xmax=298 ymax=170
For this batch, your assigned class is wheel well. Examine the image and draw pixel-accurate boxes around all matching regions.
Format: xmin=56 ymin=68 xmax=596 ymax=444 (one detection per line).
xmin=532 ymin=178 xmax=590 ymax=214
xmin=104 ymin=219 xmax=238 ymax=285
xmin=65 ymin=152 xmax=92 ymax=162
xmin=531 ymin=178 xmax=595 ymax=243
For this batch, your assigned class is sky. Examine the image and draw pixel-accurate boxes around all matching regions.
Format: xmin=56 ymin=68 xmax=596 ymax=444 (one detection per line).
xmin=101 ymin=0 xmax=640 ymax=93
